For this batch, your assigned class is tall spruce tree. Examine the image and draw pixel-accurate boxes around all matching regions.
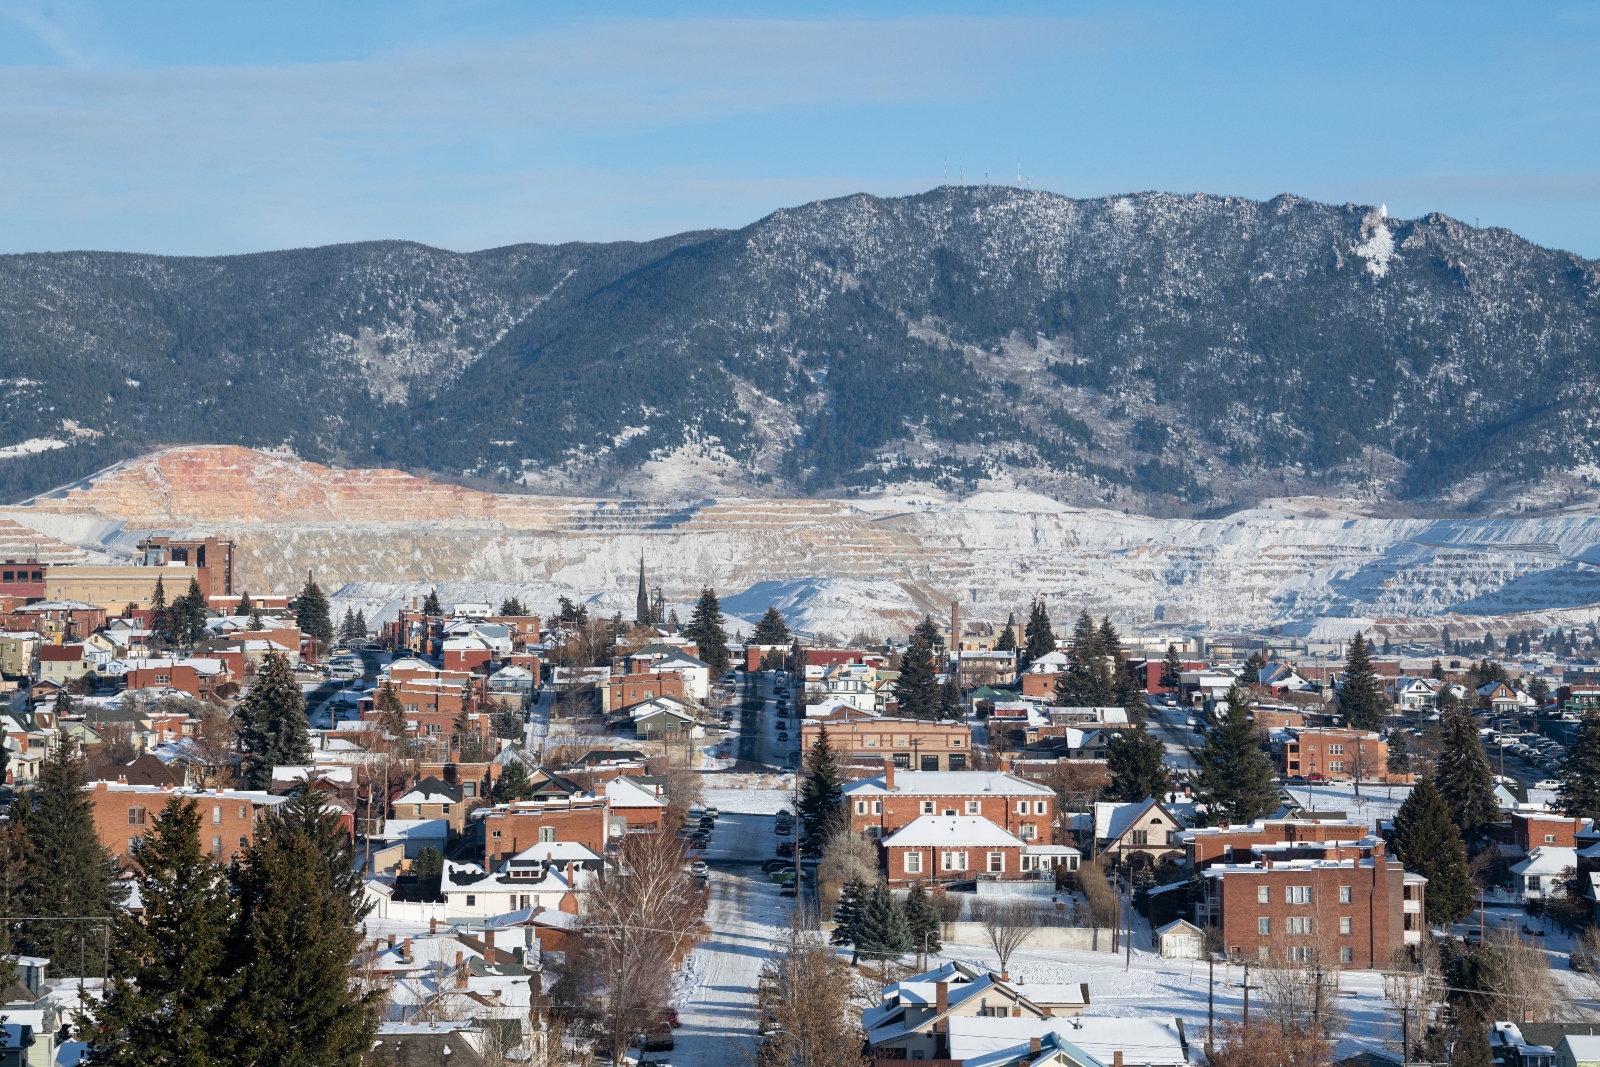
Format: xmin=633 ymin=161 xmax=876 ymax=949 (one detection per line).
xmin=1193 ymin=684 xmax=1277 ymax=826
xmin=223 ymin=792 xmax=376 ymax=1066
xmin=237 ymin=651 xmax=313 ymax=790
xmin=498 ymin=596 xmax=526 ymax=617
xmin=10 ymin=745 xmax=127 ymax=975
xmin=1160 ymin=643 xmax=1183 ymax=692
xmin=894 ymin=639 xmax=939 ymax=720
xmin=798 ymin=726 xmax=841 ymax=852
xmin=1556 ymin=712 xmax=1600 ymax=823
xmin=683 ymin=587 xmax=730 ymax=675
xmin=1386 ymin=730 xmax=1412 ymax=776
xmin=234 ymin=591 xmax=253 ymax=617
xmin=853 ymin=883 xmax=912 ymax=961
xmin=183 ymin=577 xmax=208 ymax=644
xmin=1389 ymin=777 xmax=1474 ymax=925
xmin=1055 ymin=611 xmax=1114 ymax=707
xmin=293 ymin=573 xmax=333 ymax=652
xmin=1339 ymin=631 xmax=1387 ymax=731
xmin=1436 ymin=705 xmax=1499 ymax=850
xmin=830 ymin=877 xmax=868 ymax=949
xmin=1105 ymin=727 xmax=1170 ymax=803
xmin=352 ymin=609 xmax=367 ymax=638
xmin=937 ymin=678 xmax=963 ymax=721
xmin=1021 ymin=599 xmax=1056 ymax=673
xmin=913 ymin=615 xmax=944 ymax=657
xmin=902 ymin=881 xmax=942 ymax=955
xmin=421 ymin=587 xmax=442 ymax=615
xmin=149 ymin=575 xmax=169 ymax=638
xmin=85 ymin=797 xmax=237 ymax=1067
xmin=995 ymin=624 xmax=1017 ymax=654
xmin=752 ymin=606 xmax=791 ymax=645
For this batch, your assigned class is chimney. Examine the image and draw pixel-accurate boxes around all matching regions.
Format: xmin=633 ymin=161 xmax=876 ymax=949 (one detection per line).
xmin=455 ymin=950 xmax=467 ymax=989
xmin=387 ymin=933 xmax=396 ymax=948
xmin=884 ymin=757 xmax=896 ymax=791
xmin=402 ymin=937 xmax=412 ymax=959
xmin=566 ymin=861 xmax=575 ymax=885
xmin=485 ymin=929 xmax=495 ymax=951
xmin=936 ymin=981 xmax=948 ymax=1014
xmin=1030 ymin=1037 xmax=1042 ymax=1055
xmin=430 ymin=918 xmax=438 ymax=934
xmin=1114 ymin=1053 xmax=1123 ymax=1067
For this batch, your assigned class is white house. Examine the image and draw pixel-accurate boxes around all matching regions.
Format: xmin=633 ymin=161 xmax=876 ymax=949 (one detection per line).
xmin=1510 ymin=846 xmax=1578 ymax=901
xmin=650 ymin=650 xmax=712 ymax=700
xmin=439 ymin=857 xmax=595 ymax=918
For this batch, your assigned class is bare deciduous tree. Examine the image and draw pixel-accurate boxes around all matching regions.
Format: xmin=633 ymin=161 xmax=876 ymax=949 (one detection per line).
xmin=969 ymin=899 xmax=1037 ymax=976
xmin=1479 ymin=927 xmax=1555 ymax=1023
xmin=753 ymin=918 xmax=871 ymax=1067
xmin=817 ymin=831 xmax=878 ymax=916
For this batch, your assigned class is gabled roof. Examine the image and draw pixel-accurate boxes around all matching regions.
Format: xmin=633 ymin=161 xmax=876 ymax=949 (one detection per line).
xmin=1094 ymin=798 xmax=1184 ymax=842
xmin=395 ymin=775 xmax=464 ymax=804
xmin=842 ymin=770 xmax=1052 ymax=798
xmin=881 ymin=815 xmax=1025 ymax=848
xmin=605 ymin=776 xmax=666 ymax=808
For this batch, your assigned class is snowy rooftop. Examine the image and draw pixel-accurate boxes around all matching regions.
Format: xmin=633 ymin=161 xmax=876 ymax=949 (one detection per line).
xmin=842 ymin=770 xmax=1052 ymax=798
xmin=945 ymin=1016 xmax=1188 ymax=1067
xmin=881 ymin=815 xmax=1025 ymax=848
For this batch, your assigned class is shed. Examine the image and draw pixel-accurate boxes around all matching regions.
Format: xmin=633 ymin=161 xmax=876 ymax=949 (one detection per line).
xmin=1155 ymin=918 xmax=1205 ymax=959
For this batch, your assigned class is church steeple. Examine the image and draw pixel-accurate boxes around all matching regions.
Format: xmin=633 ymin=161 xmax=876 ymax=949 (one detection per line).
xmin=635 ymin=554 xmax=650 ymax=625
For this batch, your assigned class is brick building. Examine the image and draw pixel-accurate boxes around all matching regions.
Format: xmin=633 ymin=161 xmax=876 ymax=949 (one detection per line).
xmin=840 ymin=763 xmax=1053 ymax=841
xmin=1279 ymin=727 xmax=1411 ymax=783
xmin=1509 ymin=812 xmax=1589 ymax=854
xmin=89 ymin=782 xmax=285 ymax=864
xmin=1200 ymin=857 xmax=1425 ymax=967
xmin=605 ymin=671 xmax=686 ymax=714
xmin=881 ymin=815 xmax=1028 ymax=885
xmin=1178 ymin=818 xmax=1379 ymax=872
xmin=139 ymin=536 xmax=235 ymax=599
xmin=479 ymin=797 xmax=610 ymax=866
xmin=799 ymin=716 xmax=972 ymax=772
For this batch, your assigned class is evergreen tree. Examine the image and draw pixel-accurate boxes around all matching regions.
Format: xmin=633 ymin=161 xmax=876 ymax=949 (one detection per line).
xmin=235 ymin=591 xmax=253 ymax=617
xmin=1556 ymin=712 xmax=1600 ymax=823
xmin=494 ymin=708 xmax=522 ymax=741
xmin=1020 ymin=599 xmax=1055 ymax=673
xmin=1526 ymin=674 xmax=1550 ymax=707
xmin=183 ymin=577 xmax=208 ymax=644
xmin=798 ymin=726 xmax=841 ymax=852
xmin=1105 ymin=727 xmax=1170 ymax=803
xmin=9 ymin=745 xmax=127 ymax=975
xmin=293 ymin=573 xmax=334 ymax=651
xmin=894 ymin=640 xmax=939 ymax=720
xmin=422 ymin=588 xmax=442 ymax=615
xmin=902 ymin=881 xmax=942 ymax=955
xmin=752 ymin=606 xmax=791 ymax=645
xmin=1436 ymin=705 xmax=1499 ymax=850
xmin=498 ymin=596 xmax=526 ymax=617
xmin=248 ymin=602 xmax=263 ymax=631
xmin=830 ymin=877 xmax=867 ymax=948
xmin=913 ymin=615 xmax=944 ymax=657
xmin=1389 ymin=777 xmax=1474 ymax=925
xmin=1193 ymin=684 xmax=1277 ymax=826
xmin=994 ymin=625 xmax=1016 ymax=654
xmin=339 ymin=608 xmax=356 ymax=642
xmin=1386 ymin=730 xmax=1412 ymax=775
xmin=492 ymin=759 xmax=533 ymax=803
xmin=149 ymin=574 xmax=169 ymax=638
xmin=1160 ymin=643 xmax=1183 ymax=692
xmin=852 ymin=883 xmax=912 ymax=961
xmin=237 ymin=651 xmax=312 ymax=790
xmin=1055 ymin=611 xmax=1114 ymax=707
xmin=453 ymin=708 xmax=485 ymax=763
xmin=683 ymin=587 xmax=730 ymax=675
xmin=223 ymin=792 xmax=377 ymax=1066
xmin=375 ymin=681 xmax=407 ymax=746
xmin=85 ymin=798 xmax=237 ymax=1067
xmin=412 ymin=846 xmax=443 ymax=879
xmin=352 ymin=609 xmax=367 ymax=639
xmin=1338 ymin=632 xmax=1387 ymax=731
xmin=937 ymin=678 xmax=963 ymax=721
xmin=667 ymin=608 xmax=680 ymax=634
xmin=1451 ymin=1012 xmax=1494 ymax=1067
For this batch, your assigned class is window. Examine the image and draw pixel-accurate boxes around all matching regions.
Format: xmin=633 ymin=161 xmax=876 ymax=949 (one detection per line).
xmin=212 ymin=805 xmax=222 ymax=825
xmin=1545 ymin=834 xmax=1557 ymax=843
xmin=1286 ymin=886 xmax=1312 ymax=904
xmin=1130 ymin=830 xmax=1149 ymax=845
xmin=491 ymin=829 xmax=502 ymax=839
xmin=414 ymin=804 xmax=423 ymax=816
xmin=950 ymin=737 xmax=962 ymax=747
xmin=1341 ymin=946 xmax=1354 ymax=964
xmin=211 ymin=836 xmax=222 ymax=856
xmin=463 ymin=783 xmax=477 ymax=798
xmin=921 ymin=755 xmax=940 ymax=771
xmin=1016 ymin=801 xmax=1029 ymax=814
xmin=988 ymin=852 xmax=1005 ymax=873
xmin=1259 ymin=917 xmax=1271 ymax=935
xmin=1286 ymin=917 xmax=1313 ymax=935
xmin=921 ymin=801 xmax=936 ymax=815
xmin=895 ymin=736 xmax=908 ymax=748
xmin=442 ymin=804 xmax=451 ymax=815
xmin=966 ymin=801 xmax=981 ymax=815
xmin=540 ymin=827 xmax=556 ymax=843
xmin=238 ymin=836 xmax=247 ymax=849
xmin=864 ymin=736 xmax=878 ymax=747
xmin=1339 ymin=885 xmax=1352 ymax=904
xmin=466 ymin=895 xmax=476 ymax=907
xmin=1328 ymin=744 xmax=1344 ymax=755
xmin=1035 ymin=801 xmax=1048 ymax=815
xmin=941 ymin=851 xmax=968 ymax=871
xmin=128 ymin=838 xmax=138 ymax=854
xmin=856 ymin=800 xmax=868 ymax=815
xmin=1258 ymin=946 xmax=1271 ymax=960
xmin=905 ymin=851 xmax=922 ymax=873
xmin=1339 ymin=916 xmax=1353 ymax=935
xmin=1257 ymin=886 xmax=1270 ymax=904
xmin=948 ymin=753 xmax=966 ymax=770
xmin=872 ymin=801 xmax=882 ymax=815
xmin=943 ymin=809 xmax=957 ymax=816
xmin=893 ymin=755 xmax=910 ymax=768
xmin=1287 ymin=946 xmax=1311 ymax=962
xmin=1020 ymin=825 xmax=1037 ymax=840
xmin=238 ymin=805 xmax=247 ymax=819
xmin=154 ymin=673 xmax=169 ymax=684
xmin=128 ymin=807 xmax=147 ymax=826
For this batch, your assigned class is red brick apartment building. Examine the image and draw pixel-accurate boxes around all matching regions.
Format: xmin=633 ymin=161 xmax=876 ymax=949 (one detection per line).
xmin=1281 ymin=728 xmax=1413 ymax=783
xmin=1200 ymin=857 xmax=1425 ymax=967
xmin=881 ymin=815 xmax=1029 ymax=885
xmin=799 ymin=716 xmax=972 ymax=771
xmin=1509 ymin=812 xmax=1588 ymax=853
xmin=840 ymin=762 xmax=1054 ymax=840
xmin=480 ymin=797 xmax=610 ymax=866
xmin=1179 ymin=818 xmax=1378 ymax=871
xmin=89 ymin=783 xmax=282 ymax=864
xmin=605 ymin=671 xmax=685 ymax=713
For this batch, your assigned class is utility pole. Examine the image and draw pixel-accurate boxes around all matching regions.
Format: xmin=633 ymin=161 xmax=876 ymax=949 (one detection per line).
xmin=1207 ymin=956 xmax=1215 ymax=1054
xmin=1243 ymin=960 xmax=1251 ymax=1027
xmin=1125 ymin=875 xmax=1133 ymax=971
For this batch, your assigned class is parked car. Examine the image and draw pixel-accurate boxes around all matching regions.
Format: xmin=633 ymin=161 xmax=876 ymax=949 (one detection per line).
xmin=689 ymin=860 xmax=709 ymax=877
xmin=779 ymin=883 xmax=797 ymax=898
xmin=705 ymin=807 xmax=720 ymax=818
xmin=776 ymin=841 xmax=795 ymax=857
xmin=761 ymin=859 xmax=794 ymax=873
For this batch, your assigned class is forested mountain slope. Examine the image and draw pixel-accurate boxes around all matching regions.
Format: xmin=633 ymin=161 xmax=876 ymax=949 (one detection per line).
xmin=3 ymin=187 xmax=1597 ymax=513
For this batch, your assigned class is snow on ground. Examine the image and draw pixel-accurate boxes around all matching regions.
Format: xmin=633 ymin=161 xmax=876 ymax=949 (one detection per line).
xmin=1282 ymin=782 xmax=1414 ymax=825
xmin=702 ymin=772 xmax=797 ymax=816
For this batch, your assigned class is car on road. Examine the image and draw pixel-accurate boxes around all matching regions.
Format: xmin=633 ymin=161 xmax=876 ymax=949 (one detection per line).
xmin=761 ymin=858 xmax=794 ymax=873
xmin=1186 ymin=716 xmax=1198 ymax=727
xmin=1533 ymin=779 xmax=1561 ymax=790
xmin=705 ymin=807 xmax=719 ymax=818
xmin=689 ymin=860 xmax=709 ymax=877
xmin=776 ymin=841 xmax=795 ymax=857
xmin=779 ymin=883 xmax=797 ymax=897
xmin=717 ymin=748 xmax=731 ymax=759
xmin=777 ymin=732 xmax=788 ymax=742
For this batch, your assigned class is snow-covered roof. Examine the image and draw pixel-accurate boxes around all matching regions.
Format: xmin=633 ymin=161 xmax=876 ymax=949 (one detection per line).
xmin=502 ymin=841 xmax=602 ymax=866
xmin=605 ymin=776 xmax=666 ymax=808
xmin=1510 ymin=845 xmax=1578 ymax=877
xmin=881 ymin=815 xmax=1024 ymax=848
xmin=1094 ymin=798 xmax=1180 ymax=842
xmin=491 ymin=665 xmax=534 ymax=680
xmin=842 ymin=770 xmax=1052 ymax=798
xmin=1025 ymin=651 xmax=1069 ymax=673
xmin=946 ymin=1017 xmax=1188 ymax=1067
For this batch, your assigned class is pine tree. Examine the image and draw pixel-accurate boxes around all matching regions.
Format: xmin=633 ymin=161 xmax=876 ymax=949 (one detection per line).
xmin=1526 ymin=674 xmax=1550 ymax=707
xmin=375 ymin=681 xmax=408 ymax=748
xmin=683 ymin=587 xmax=730 ymax=675
xmin=237 ymin=651 xmax=312 ymax=790
xmin=235 ymin=591 xmax=253 ymax=617
xmin=85 ymin=798 xmax=237 ymax=1066
xmin=852 ymin=884 xmax=912 ymax=961
xmin=995 ymin=625 xmax=1016 ymax=653
xmin=1055 ymin=611 xmax=1114 ymax=707
xmin=149 ymin=574 xmax=169 ymax=638
xmin=1160 ymin=644 xmax=1183 ymax=692
xmin=352 ymin=609 xmax=367 ymax=639
xmin=798 ymin=726 xmax=841 ymax=851
xmin=1386 ymin=730 xmax=1412 ymax=775
xmin=902 ymin=881 xmax=942 ymax=955
xmin=223 ymin=792 xmax=377 ymax=1066
xmin=830 ymin=877 xmax=868 ymax=948
xmin=183 ymin=577 xmax=208 ymax=644
xmin=499 ymin=596 xmax=526 ymax=617
xmin=1105 ymin=727 xmax=1170 ymax=803
xmin=422 ymin=588 xmax=442 ymax=615
xmin=1389 ymin=777 xmax=1474 ymax=925
xmin=453 ymin=707 xmax=485 ymax=762
xmin=1193 ymin=684 xmax=1277 ymax=826
xmin=1451 ymin=1012 xmax=1494 ymax=1067
xmin=1020 ymin=599 xmax=1055 ymax=673
xmin=752 ymin=606 xmax=791 ymax=645
xmin=339 ymin=608 xmax=356 ymax=643
xmin=294 ymin=573 xmax=334 ymax=651
xmin=894 ymin=640 xmax=938 ymax=720
xmin=937 ymin=679 xmax=963 ymax=721
xmin=1436 ymin=705 xmax=1499 ymax=850
xmin=248 ymin=602 xmax=263 ymax=631
xmin=1556 ymin=712 xmax=1600 ymax=822
xmin=1339 ymin=632 xmax=1387 ymax=731
xmin=913 ymin=615 xmax=944 ymax=656
xmin=492 ymin=759 xmax=533 ymax=803
xmin=9 ymin=745 xmax=127 ymax=975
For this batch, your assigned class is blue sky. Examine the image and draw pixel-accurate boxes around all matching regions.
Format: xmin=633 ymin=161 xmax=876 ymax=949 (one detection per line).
xmin=2 ymin=1 xmax=1599 ymax=257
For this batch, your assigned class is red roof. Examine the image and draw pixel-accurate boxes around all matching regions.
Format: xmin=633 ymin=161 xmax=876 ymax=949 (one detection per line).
xmin=39 ymin=644 xmax=85 ymax=661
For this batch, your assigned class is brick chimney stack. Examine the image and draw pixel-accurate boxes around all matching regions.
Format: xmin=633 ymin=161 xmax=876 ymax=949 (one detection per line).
xmin=884 ymin=757 xmax=895 ymax=791
xmin=455 ymin=950 xmax=467 ymax=989
xmin=485 ymin=929 xmax=495 ymax=951
xmin=402 ymin=937 xmax=411 ymax=959
xmin=430 ymin=918 xmax=438 ymax=934
xmin=387 ymin=933 xmax=396 ymax=948
xmin=936 ymin=981 xmax=948 ymax=1014
xmin=1030 ymin=1037 xmax=1042 ymax=1055
xmin=1114 ymin=1053 xmax=1124 ymax=1067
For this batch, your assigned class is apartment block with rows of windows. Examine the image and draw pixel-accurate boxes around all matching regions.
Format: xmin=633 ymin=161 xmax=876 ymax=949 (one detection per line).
xmin=88 ymin=781 xmax=288 ymax=865
xmin=839 ymin=762 xmax=1055 ymax=840
xmin=1199 ymin=857 xmax=1426 ymax=968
